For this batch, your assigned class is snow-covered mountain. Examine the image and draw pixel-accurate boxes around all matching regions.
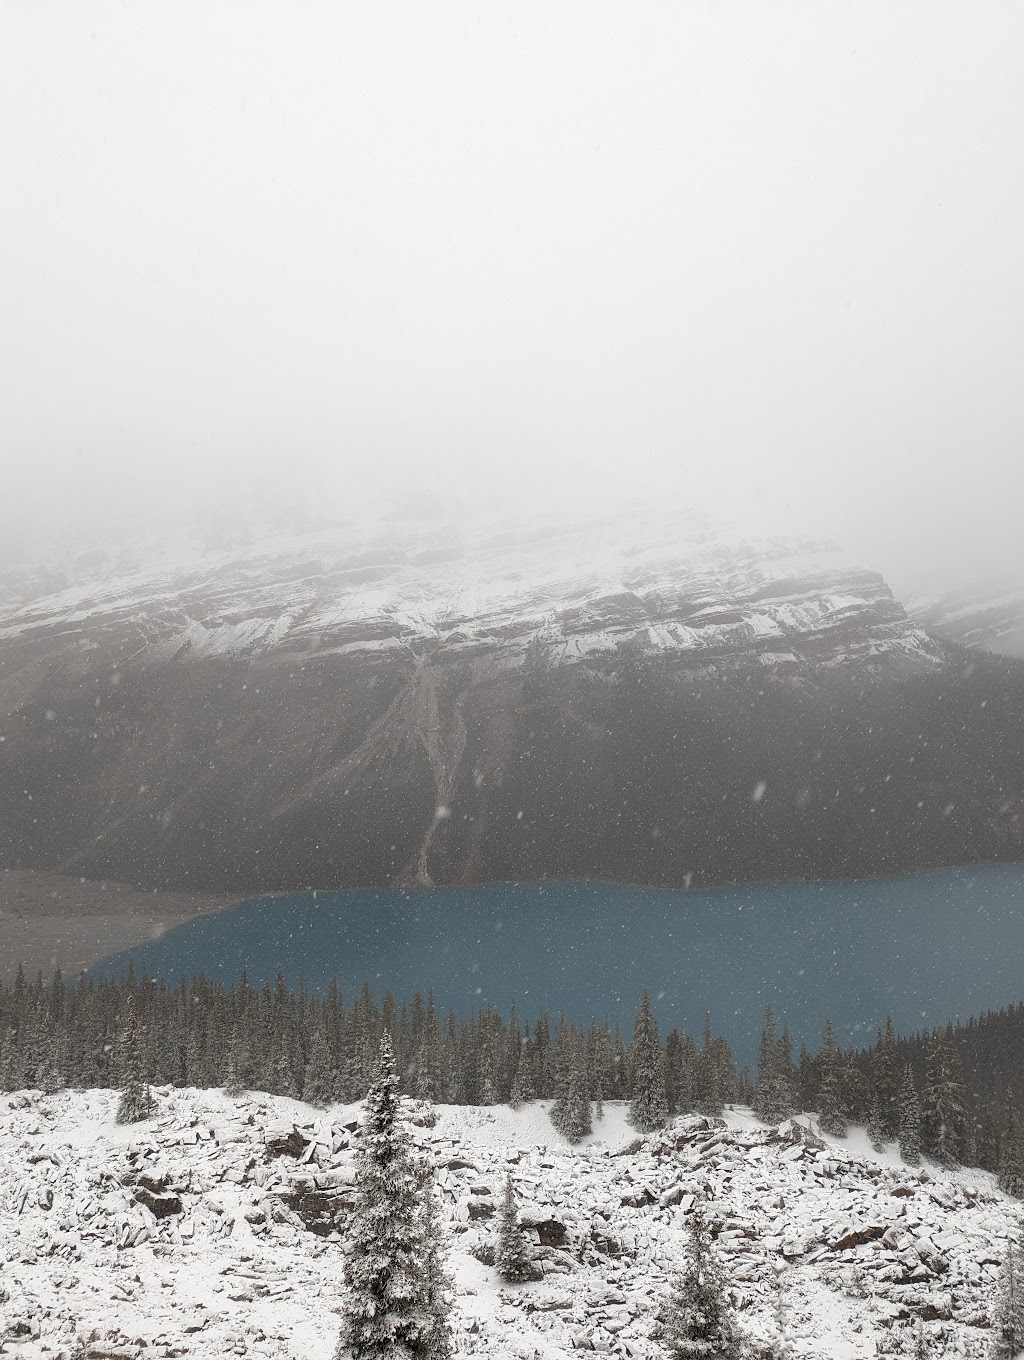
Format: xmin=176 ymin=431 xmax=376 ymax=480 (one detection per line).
xmin=907 ymin=583 xmax=1024 ymax=660
xmin=0 ymin=508 xmax=927 ymax=666
xmin=0 ymin=1087 xmax=1017 ymax=1358
xmin=2 ymin=508 xmax=1024 ymax=896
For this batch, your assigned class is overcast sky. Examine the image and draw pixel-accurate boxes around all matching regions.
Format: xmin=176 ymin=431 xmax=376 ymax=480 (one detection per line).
xmin=1 ymin=2 xmax=1022 ymax=596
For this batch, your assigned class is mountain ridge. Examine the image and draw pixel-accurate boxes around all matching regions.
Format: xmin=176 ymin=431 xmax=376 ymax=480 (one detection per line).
xmin=2 ymin=512 xmax=1022 ymax=896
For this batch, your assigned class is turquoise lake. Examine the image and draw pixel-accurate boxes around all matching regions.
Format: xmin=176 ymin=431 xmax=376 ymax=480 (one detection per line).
xmin=93 ymin=866 xmax=1024 ymax=1063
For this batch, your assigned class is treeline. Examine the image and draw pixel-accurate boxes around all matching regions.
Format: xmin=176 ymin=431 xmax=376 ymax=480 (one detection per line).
xmin=0 ymin=965 xmax=741 ymax=1116
xmin=0 ymin=964 xmax=1022 ymax=1188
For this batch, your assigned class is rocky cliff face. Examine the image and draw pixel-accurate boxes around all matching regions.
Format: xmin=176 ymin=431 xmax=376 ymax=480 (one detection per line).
xmin=907 ymin=584 xmax=1024 ymax=659
xmin=1 ymin=510 xmax=1023 ymax=893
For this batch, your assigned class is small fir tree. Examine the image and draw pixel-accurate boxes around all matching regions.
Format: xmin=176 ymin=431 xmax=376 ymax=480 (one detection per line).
xmin=494 ymin=1173 xmax=534 ymax=1283
xmin=659 ymin=1199 xmax=745 ymax=1359
xmin=335 ymin=1032 xmax=453 ymax=1360
xmin=898 ymin=1064 xmax=922 ymax=1166
xmin=115 ymin=994 xmax=155 ymax=1125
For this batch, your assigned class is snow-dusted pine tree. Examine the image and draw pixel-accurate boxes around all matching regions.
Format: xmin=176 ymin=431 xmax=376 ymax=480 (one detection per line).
xmin=222 ymin=1023 xmax=246 ymax=1098
xmin=921 ymin=1029 xmax=966 ymax=1169
xmin=999 ymin=1101 xmax=1024 ymax=1199
xmin=115 ymin=994 xmax=155 ymax=1125
xmin=335 ymin=1032 xmax=453 ymax=1360
xmin=589 ymin=1020 xmax=616 ymax=1119
xmin=754 ymin=1009 xmax=794 ymax=1126
xmin=302 ymin=1026 xmax=337 ymax=1107
xmin=494 ymin=1172 xmax=535 ymax=1283
xmin=817 ymin=1017 xmax=847 ymax=1138
xmin=870 ymin=1017 xmax=901 ymax=1145
xmin=666 ymin=1028 xmax=696 ymax=1118
xmin=898 ymin=1064 xmax=922 ymax=1165
xmin=477 ymin=1011 xmax=500 ymax=1106
xmin=693 ymin=1014 xmax=724 ymax=1118
xmin=549 ymin=1019 xmax=592 ymax=1143
xmin=509 ymin=1036 xmax=537 ymax=1109
xmin=556 ymin=1063 xmax=592 ymax=1143
xmin=659 ymin=1200 xmax=745 ymax=1359
xmin=0 ymin=1026 xmax=18 ymax=1091
xmin=630 ymin=991 xmax=668 ymax=1133
xmin=989 ymin=1229 xmax=1024 ymax=1359
xmin=418 ymin=1168 xmax=454 ymax=1360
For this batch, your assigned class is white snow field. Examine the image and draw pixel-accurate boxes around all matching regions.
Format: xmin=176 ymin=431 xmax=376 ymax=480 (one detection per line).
xmin=0 ymin=1090 xmax=1018 ymax=1359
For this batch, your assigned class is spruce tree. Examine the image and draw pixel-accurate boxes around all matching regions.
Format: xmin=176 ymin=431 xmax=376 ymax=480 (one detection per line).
xmin=867 ymin=1083 xmax=887 ymax=1154
xmin=115 ymin=995 xmax=155 ymax=1125
xmin=999 ymin=1100 xmax=1024 ymax=1199
xmin=418 ymin=1167 xmax=455 ymax=1360
xmin=754 ymin=1009 xmax=794 ymax=1125
xmin=666 ymin=1029 xmax=696 ymax=1118
xmin=870 ymin=1017 xmax=901 ymax=1144
xmin=336 ymin=1032 xmax=453 ymax=1360
xmin=693 ymin=1014 xmax=724 ymax=1117
xmin=549 ymin=1020 xmax=592 ymax=1143
xmin=0 ymin=1026 xmax=19 ymax=1091
xmin=509 ymin=1036 xmax=536 ymax=1109
xmin=898 ymin=1064 xmax=921 ymax=1166
xmin=660 ymin=1200 xmax=744 ymax=1359
xmin=589 ymin=1020 xmax=616 ymax=1119
xmin=494 ymin=1173 xmax=534 ymax=1283
xmin=817 ymin=1017 xmax=847 ymax=1138
xmin=630 ymin=991 xmax=668 ymax=1133
xmin=303 ymin=1027 xmax=337 ymax=1107
xmin=549 ymin=1014 xmax=574 ymax=1131
xmin=223 ymin=1023 xmax=246 ymax=1098
xmin=477 ymin=1010 xmax=500 ymax=1106
xmin=990 ymin=1229 xmax=1024 ymax=1359
xmin=921 ymin=1029 xmax=967 ymax=1169
xmin=553 ymin=1060 xmax=592 ymax=1143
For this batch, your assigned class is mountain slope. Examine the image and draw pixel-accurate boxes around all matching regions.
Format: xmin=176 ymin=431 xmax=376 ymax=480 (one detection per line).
xmin=908 ymin=583 xmax=1024 ymax=659
xmin=0 ymin=1088 xmax=1016 ymax=1359
xmin=2 ymin=511 xmax=1023 ymax=894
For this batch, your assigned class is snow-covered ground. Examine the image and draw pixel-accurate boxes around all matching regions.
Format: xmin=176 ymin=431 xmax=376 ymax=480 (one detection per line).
xmin=1 ymin=1090 xmax=1018 ymax=1358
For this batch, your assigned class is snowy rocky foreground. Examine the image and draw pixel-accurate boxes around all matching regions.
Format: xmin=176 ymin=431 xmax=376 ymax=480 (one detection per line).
xmin=0 ymin=1091 xmax=1020 ymax=1360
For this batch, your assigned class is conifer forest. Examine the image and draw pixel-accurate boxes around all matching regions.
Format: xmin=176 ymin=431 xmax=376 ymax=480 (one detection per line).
xmin=4 ymin=967 xmax=1024 ymax=1185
